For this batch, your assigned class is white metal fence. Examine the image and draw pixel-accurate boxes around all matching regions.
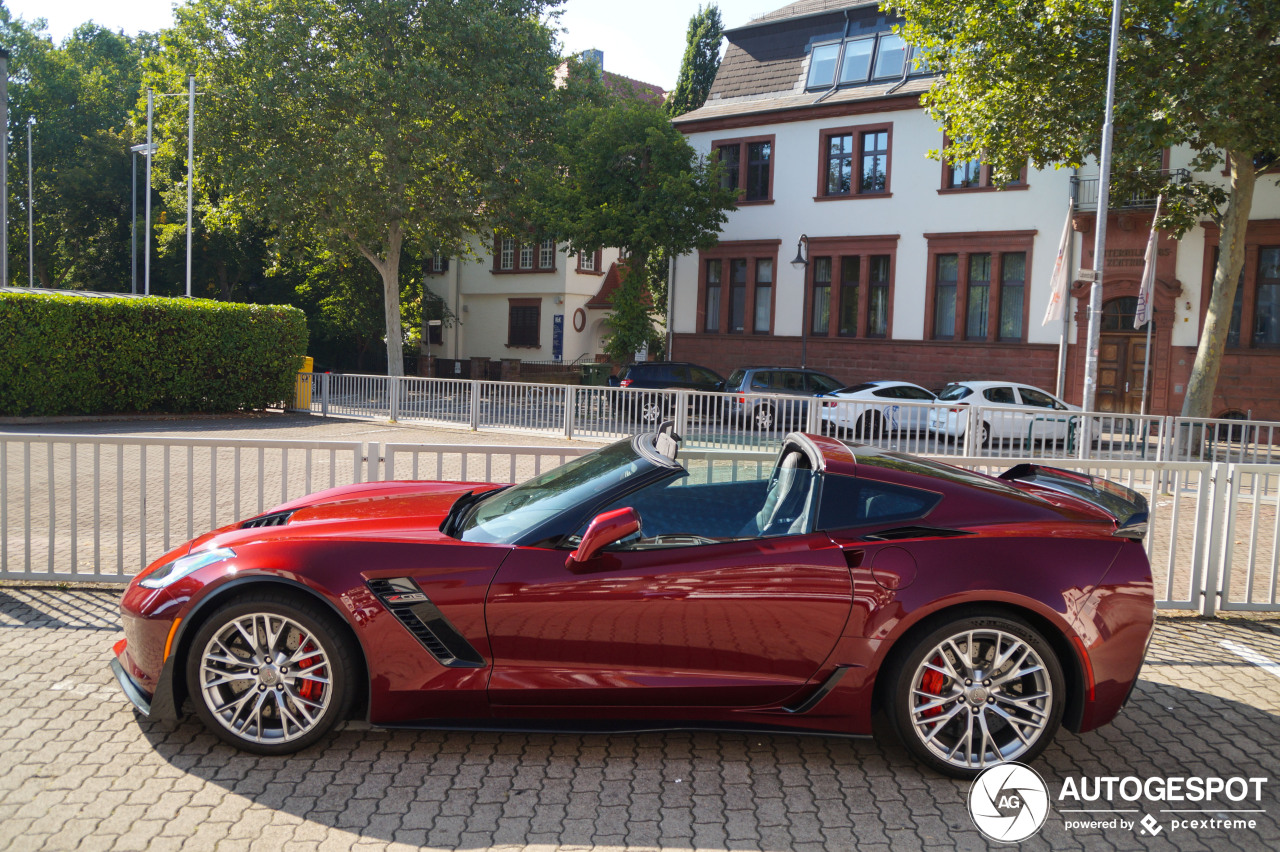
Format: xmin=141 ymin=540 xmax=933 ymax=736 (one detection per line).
xmin=2 ymin=432 xmax=1276 ymax=615
xmin=293 ymin=372 xmax=1280 ymax=466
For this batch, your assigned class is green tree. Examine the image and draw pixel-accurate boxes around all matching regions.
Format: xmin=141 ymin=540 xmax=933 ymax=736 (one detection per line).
xmin=665 ymin=4 xmax=723 ymax=119
xmin=1 ymin=12 xmax=149 ymax=289
xmin=170 ymin=0 xmax=564 ymax=376
xmin=889 ymin=0 xmax=1280 ymax=417
xmin=542 ymin=97 xmax=735 ymax=363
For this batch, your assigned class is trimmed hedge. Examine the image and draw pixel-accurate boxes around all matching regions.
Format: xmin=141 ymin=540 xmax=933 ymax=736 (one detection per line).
xmin=0 ymin=292 xmax=309 ymax=416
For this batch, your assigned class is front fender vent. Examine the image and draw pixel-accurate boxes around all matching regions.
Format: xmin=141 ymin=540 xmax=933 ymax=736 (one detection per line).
xmin=367 ymin=578 xmax=485 ymax=668
xmin=241 ymin=510 xmax=295 ymax=529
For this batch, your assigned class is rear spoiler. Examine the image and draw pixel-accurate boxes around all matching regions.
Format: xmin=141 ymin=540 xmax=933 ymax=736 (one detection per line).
xmin=998 ymin=464 xmax=1148 ymax=541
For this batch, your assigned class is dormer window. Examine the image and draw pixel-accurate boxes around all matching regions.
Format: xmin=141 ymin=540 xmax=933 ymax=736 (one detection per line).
xmin=806 ymin=28 xmax=916 ymax=91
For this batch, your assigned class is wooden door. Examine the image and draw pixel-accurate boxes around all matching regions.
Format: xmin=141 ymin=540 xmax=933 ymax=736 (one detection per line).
xmin=1098 ymin=335 xmax=1147 ymax=413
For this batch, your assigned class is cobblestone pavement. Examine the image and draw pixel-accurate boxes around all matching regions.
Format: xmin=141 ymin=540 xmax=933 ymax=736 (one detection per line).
xmin=0 ymin=588 xmax=1277 ymax=851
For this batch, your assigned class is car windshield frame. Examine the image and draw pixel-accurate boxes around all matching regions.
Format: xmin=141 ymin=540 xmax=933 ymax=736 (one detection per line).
xmin=451 ymin=435 xmax=680 ymax=546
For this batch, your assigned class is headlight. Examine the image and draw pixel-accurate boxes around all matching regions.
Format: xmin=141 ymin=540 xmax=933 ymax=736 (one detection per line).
xmin=139 ymin=547 xmax=236 ymax=589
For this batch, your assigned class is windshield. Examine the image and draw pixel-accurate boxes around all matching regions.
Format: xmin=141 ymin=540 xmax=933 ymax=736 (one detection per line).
xmin=455 ymin=439 xmax=658 ymax=544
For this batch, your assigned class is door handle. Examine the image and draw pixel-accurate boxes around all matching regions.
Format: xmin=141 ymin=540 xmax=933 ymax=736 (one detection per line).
xmin=1125 ymin=381 xmax=1129 ymax=393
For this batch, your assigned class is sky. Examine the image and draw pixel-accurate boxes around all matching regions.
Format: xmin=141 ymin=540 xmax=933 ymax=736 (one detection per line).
xmin=3 ymin=0 xmax=783 ymax=91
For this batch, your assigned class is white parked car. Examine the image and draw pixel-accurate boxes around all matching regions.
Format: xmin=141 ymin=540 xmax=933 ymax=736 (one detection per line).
xmin=820 ymin=380 xmax=937 ymax=436
xmin=928 ymin=381 xmax=1081 ymax=447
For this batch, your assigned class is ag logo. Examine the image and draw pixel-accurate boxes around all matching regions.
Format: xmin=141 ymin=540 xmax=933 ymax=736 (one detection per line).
xmin=968 ymin=762 xmax=1050 ymax=843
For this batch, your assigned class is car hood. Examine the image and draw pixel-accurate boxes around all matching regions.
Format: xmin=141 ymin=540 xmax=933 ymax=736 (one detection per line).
xmin=190 ymin=480 xmax=507 ymax=551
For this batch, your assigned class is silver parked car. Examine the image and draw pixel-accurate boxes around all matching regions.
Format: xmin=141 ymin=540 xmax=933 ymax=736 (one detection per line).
xmin=724 ymin=367 xmax=843 ymax=431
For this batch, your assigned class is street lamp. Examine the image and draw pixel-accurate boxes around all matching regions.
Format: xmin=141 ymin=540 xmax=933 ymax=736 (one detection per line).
xmin=792 ymin=235 xmax=810 ymax=367
xmin=130 ymin=142 xmax=158 ymax=296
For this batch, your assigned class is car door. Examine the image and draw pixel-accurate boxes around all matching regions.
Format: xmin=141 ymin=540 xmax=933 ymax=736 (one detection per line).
xmin=1017 ymin=386 xmax=1071 ymax=441
xmin=484 ymin=473 xmax=853 ymax=709
xmin=980 ymin=385 xmax=1021 ymax=439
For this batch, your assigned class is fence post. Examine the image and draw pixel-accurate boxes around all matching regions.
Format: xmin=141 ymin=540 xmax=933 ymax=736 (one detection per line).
xmin=963 ymin=405 xmax=980 ymax=457
xmin=321 ymin=372 xmax=330 ymax=418
xmin=1199 ymin=462 xmax=1231 ymax=617
xmin=367 ymin=442 xmax=381 ymax=483
xmin=563 ymin=385 xmax=576 ymax=440
xmin=389 ymin=377 xmax=400 ymax=422
xmin=805 ymin=397 xmax=822 ymax=434
xmin=675 ymin=390 xmax=689 ymax=438
xmin=469 ymin=380 xmax=481 ymax=431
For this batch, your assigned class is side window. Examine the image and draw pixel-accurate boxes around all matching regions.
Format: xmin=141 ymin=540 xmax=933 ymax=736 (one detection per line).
xmin=781 ymin=371 xmax=806 ymax=392
xmin=872 ymin=387 xmax=900 ymax=399
xmin=817 ymin=476 xmax=940 ymax=530
xmin=751 ymin=372 xmax=772 ymax=390
xmin=1018 ymin=387 xmax=1058 ymax=409
xmin=691 ymin=367 xmax=720 ymax=386
xmin=670 ymin=365 xmax=692 ymax=382
xmin=900 ymin=387 xmax=936 ymax=401
xmin=983 ymin=386 xmax=1016 ymax=404
xmin=808 ymin=374 xmax=842 ymax=394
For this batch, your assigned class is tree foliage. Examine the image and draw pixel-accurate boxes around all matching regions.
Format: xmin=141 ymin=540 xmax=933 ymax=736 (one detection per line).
xmin=665 ymin=4 xmax=723 ymax=119
xmin=0 ymin=11 xmax=151 ymax=289
xmin=539 ymin=95 xmax=735 ymax=362
xmin=169 ymin=0 xmax=564 ymax=376
xmin=889 ymin=0 xmax=1280 ymax=416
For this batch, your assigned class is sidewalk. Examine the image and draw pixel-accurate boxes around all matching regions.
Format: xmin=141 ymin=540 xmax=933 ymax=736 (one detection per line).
xmin=0 ymin=587 xmax=1277 ymax=850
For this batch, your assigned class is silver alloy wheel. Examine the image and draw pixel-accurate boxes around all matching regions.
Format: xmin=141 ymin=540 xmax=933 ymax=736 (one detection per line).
xmin=197 ymin=612 xmax=333 ymax=745
xmin=755 ymin=405 xmax=774 ymax=430
xmin=907 ymin=628 xmax=1053 ymax=771
xmin=640 ymin=397 xmax=663 ymax=422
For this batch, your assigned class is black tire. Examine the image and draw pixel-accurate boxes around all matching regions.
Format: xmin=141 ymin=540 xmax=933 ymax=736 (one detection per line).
xmin=885 ymin=613 xmax=1065 ymax=779
xmin=856 ymin=411 xmax=884 ymax=439
xmin=185 ymin=591 xmax=357 ymax=755
xmin=979 ymin=422 xmax=991 ymax=449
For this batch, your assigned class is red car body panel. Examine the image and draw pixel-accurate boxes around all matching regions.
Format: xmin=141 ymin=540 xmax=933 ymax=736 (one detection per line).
xmin=112 ymin=434 xmax=1155 ymax=748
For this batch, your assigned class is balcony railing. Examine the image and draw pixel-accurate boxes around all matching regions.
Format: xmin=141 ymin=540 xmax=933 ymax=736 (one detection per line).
xmin=1071 ymin=168 xmax=1191 ymax=211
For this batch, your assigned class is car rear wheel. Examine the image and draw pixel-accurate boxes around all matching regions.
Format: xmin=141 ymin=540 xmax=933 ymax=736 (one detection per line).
xmin=887 ymin=614 xmax=1065 ymax=779
xmin=186 ymin=592 xmax=357 ymax=755
xmin=856 ymin=411 xmax=884 ymax=439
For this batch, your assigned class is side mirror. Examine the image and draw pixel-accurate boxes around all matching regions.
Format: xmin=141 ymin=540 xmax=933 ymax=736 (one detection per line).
xmin=566 ymin=507 xmax=641 ymax=569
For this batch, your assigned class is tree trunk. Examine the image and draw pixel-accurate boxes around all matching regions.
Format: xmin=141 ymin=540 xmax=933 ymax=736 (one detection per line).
xmin=1181 ymin=151 xmax=1256 ymax=418
xmin=356 ymin=224 xmax=405 ymax=378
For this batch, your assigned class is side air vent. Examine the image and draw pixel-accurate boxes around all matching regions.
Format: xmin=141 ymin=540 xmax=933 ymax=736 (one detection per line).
xmin=241 ymin=510 xmax=295 ymax=529
xmin=862 ymin=526 xmax=972 ymax=542
xmin=367 ymin=578 xmax=486 ymax=668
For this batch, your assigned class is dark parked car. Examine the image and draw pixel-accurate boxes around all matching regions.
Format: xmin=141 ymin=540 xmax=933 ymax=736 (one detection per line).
xmin=112 ymin=424 xmax=1154 ymax=777
xmin=606 ymin=361 xmax=725 ymax=422
xmin=725 ymin=366 xmax=844 ymax=430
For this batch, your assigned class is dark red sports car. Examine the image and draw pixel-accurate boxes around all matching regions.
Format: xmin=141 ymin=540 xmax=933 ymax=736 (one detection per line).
xmin=112 ymin=426 xmax=1155 ymax=777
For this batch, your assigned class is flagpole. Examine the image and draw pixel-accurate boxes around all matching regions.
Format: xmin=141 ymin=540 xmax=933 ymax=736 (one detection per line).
xmin=1137 ymin=195 xmax=1162 ymax=416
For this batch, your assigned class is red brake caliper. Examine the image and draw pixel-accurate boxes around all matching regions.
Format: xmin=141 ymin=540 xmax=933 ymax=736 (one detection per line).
xmin=296 ymin=638 xmax=323 ymax=701
xmin=919 ymin=654 xmax=946 ymax=718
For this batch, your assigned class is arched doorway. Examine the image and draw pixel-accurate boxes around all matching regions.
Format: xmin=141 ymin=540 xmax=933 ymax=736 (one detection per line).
xmin=1097 ymin=297 xmax=1152 ymax=413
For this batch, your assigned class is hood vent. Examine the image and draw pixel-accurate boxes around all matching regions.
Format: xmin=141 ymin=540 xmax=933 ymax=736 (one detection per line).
xmin=241 ymin=510 xmax=295 ymax=529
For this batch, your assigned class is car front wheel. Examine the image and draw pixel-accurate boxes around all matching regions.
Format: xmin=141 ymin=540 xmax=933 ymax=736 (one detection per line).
xmin=186 ymin=592 xmax=357 ymax=755
xmin=887 ymin=614 xmax=1065 ymax=778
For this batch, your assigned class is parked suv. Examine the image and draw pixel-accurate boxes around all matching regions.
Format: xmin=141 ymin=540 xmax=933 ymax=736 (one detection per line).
xmin=725 ymin=367 xmax=843 ymax=431
xmin=607 ymin=361 xmax=726 ymax=423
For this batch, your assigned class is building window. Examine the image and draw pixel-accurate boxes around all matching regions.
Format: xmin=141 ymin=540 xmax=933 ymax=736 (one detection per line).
xmin=729 ymin=259 xmax=748 ymax=333
xmin=714 ymin=136 xmax=774 ymax=203
xmin=577 ymin=249 xmax=602 ymax=273
xmin=812 ymin=257 xmax=832 ymax=335
xmin=927 ymin=232 xmax=1034 ymax=342
xmin=804 ymin=237 xmax=898 ymax=340
xmin=806 ymin=25 xmax=920 ymax=91
xmin=1205 ymin=231 xmax=1280 ymax=350
xmin=1256 ymin=247 xmax=1280 ymax=346
xmin=427 ymin=256 xmax=448 ymax=275
xmin=819 ymin=125 xmax=891 ymax=198
xmin=507 ymin=299 xmax=540 ymax=348
xmin=704 ymin=260 xmax=722 ymax=332
xmin=754 ymin=259 xmax=773 ymax=333
xmin=697 ymin=241 xmax=781 ymax=335
xmin=934 ymin=254 xmax=958 ymax=339
xmin=493 ymin=237 xmax=556 ymax=273
xmin=940 ymin=137 xmax=1028 ymax=191
xmin=999 ymin=253 xmax=1026 ymax=340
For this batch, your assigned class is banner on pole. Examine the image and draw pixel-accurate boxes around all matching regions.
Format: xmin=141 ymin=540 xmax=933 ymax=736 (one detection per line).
xmin=1042 ymin=198 xmax=1075 ymax=326
xmin=1134 ymin=195 xmax=1162 ymax=329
